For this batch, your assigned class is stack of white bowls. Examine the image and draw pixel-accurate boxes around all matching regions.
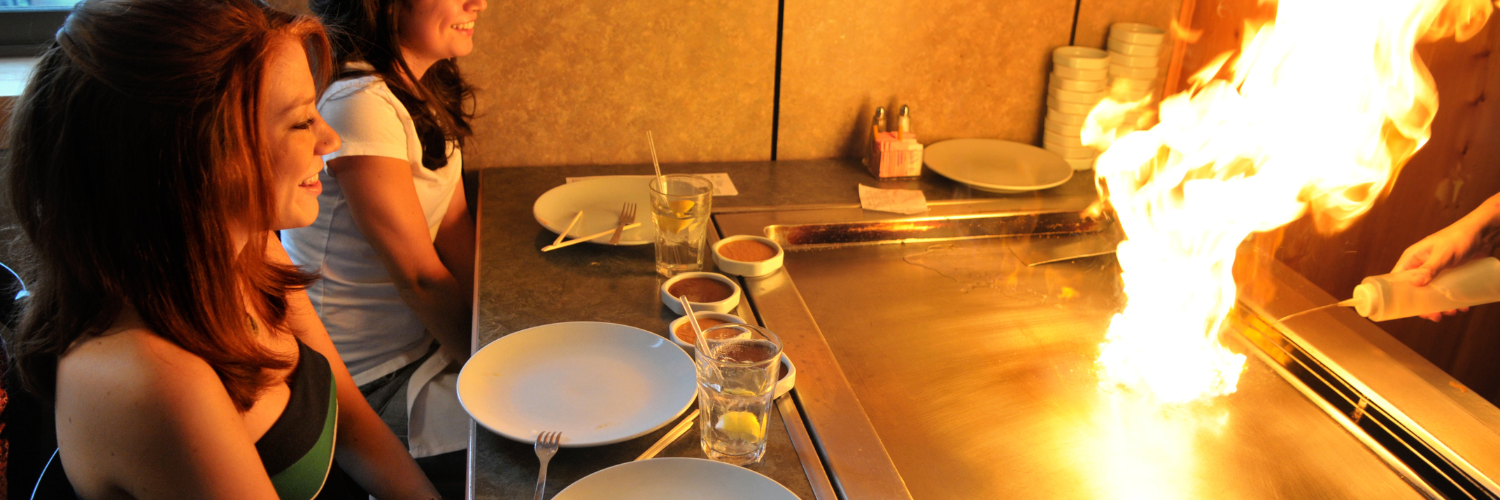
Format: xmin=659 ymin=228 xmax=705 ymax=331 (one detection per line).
xmin=1107 ymin=23 xmax=1167 ymax=103
xmin=1045 ymin=46 xmax=1109 ymax=171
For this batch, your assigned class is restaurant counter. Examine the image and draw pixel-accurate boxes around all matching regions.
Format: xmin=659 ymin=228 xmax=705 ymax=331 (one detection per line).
xmin=475 ymin=157 xmax=1500 ymax=499
xmin=469 ymin=159 xmax=1076 ymax=499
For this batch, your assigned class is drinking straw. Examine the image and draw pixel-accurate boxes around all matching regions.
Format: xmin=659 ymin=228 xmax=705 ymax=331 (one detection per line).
xmin=648 ymin=131 xmax=663 ymax=190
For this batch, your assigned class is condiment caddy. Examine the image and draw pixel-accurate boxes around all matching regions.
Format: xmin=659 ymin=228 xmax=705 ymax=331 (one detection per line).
xmin=865 ymin=105 xmax=923 ymax=178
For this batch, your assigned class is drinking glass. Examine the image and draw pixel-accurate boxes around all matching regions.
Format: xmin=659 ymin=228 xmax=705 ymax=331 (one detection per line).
xmin=694 ymin=323 xmax=782 ymax=465
xmin=649 ymin=174 xmax=713 ymax=277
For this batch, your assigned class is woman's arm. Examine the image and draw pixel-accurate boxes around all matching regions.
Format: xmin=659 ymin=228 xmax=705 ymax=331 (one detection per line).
xmin=433 ymin=178 xmax=476 ymax=309
xmin=326 ymin=155 xmax=472 ymax=362
xmin=55 ymin=329 xmax=282 ymax=499
xmin=266 ymin=235 xmax=440 ymax=499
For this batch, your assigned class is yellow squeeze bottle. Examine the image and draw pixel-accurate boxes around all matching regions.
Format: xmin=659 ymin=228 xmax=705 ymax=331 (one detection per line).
xmin=1340 ymin=257 xmax=1500 ymax=321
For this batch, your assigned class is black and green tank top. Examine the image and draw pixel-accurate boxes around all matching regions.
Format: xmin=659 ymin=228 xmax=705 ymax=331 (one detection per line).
xmin=254 ymin=339 xmax=338 ymax=500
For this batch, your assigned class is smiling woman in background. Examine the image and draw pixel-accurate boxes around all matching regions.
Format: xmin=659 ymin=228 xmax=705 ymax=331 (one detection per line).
xmin=2 ymin=0 xmax=441 ymax=498
xmin=282 ymin=0 xmax=485 ymax=494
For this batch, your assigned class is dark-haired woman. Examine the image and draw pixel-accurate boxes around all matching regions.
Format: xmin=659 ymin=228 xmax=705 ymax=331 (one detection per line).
xmin=4 ymin=0 xmax=441 ymax=498
xmin=282 ymin=0 xmax=484 ymax=492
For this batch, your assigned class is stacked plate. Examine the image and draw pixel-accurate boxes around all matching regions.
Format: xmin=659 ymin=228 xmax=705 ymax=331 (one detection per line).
xmin=1046 ymin=46 xmax=1109 ymax=171
xmin=1107 ymin=23 xmax=1167 ymax=103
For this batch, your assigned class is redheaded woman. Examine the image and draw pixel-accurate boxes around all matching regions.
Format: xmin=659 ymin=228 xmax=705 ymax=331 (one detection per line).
xmin=4 ymin=0 xmax=442 ymax=497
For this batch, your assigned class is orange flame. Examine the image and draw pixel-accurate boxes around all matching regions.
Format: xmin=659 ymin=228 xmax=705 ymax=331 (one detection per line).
xmin=1085 ymin=0 xmax=1491 ymax=403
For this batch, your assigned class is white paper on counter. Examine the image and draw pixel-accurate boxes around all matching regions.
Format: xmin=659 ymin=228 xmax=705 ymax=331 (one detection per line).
xmin=858 ymin=184 xmax=929 ymax=215
xmin=565 ymin=173 xmax=738 ymax=196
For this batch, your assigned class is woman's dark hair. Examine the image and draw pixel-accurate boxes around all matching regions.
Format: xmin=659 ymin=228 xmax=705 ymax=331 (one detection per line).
xmin=2 ymin=0 xmax=332 ymax=410
xmin=311 ymin=0 xmax=475 ymax=170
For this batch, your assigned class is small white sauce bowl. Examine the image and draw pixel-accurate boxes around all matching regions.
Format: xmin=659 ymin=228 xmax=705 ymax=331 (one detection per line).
xmin=1052 ymin=46 xmax=1110 ymax=70
xmin=1044 ymin=141 xmax=1097 ymax=160
xmin=1109 ymin=23 xmax=1167 ymax=45
xmin=1043 ymin=117 xmax=1082 ymax=137
xmin=1109 ymin=64 xmax=1158 ymax=80
xmin=1048 ymin=86 xmax=1105 ymax=105
xmin=775 ymin=354 xmax=796 ymax=399
xmin=667 ymin=312 xmax=747 ymax=350
xmin=1108 ymin=51 xmax=1159 ymax=69
xmin=1054 ymin=65 xmax=1107 ymax=81
xmin=1043 ymin=131 xmax=1084 ymax=149
xmin=1048 ymin=73 xmax=1106 ymax=92
xmin=1064 ymin=156 xmax=1096 ymax=171
xmin=1046 ymin=96 xmax=1097 ymax=116
xmin=1108 ymin=38 xmax=1164 ymax=56
xmin=1111 ymin=77 xmax=1156 ymax=92
xmin=679 ymin=321 xmax=796 ymax=399
xmin=712 ymin=235 xmax=785 ymax=278
xmin=1046 ymin=110 xmax=1087 ymax=127
xmin=661 ymin=272 xmax=742 ymax=315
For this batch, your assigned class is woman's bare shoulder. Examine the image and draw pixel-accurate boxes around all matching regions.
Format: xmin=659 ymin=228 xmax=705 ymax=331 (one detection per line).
xmin=56 ymin=327 xmax=278 ymax=498
xmin=57 ymin=326 xmax=233 ymax=435
xmin=60 ymin=327 xmax=219 ymax=389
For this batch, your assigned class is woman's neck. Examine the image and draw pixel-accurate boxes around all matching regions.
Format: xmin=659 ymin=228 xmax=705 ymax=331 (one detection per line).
xmin=231 ymin=227 xmax=251 ymax=258
xmin=397 ymin=47 xmax=435 ymax=86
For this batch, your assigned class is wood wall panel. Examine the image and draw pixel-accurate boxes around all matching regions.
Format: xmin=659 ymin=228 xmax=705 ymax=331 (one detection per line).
xmin=1178 ymin=0 xmax=1500 ymax=401
xmin=775 ymin=0 xmax=1077 ymax=161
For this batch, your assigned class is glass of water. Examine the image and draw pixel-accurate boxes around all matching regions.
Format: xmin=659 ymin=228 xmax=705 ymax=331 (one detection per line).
xmin=649 ymin=174 xmax=713 ymax=277
xmin=695 ymin=323 xmax=782 ymax=465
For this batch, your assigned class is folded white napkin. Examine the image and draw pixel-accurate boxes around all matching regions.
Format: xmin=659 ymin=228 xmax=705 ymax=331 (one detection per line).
xmin=858 ymin=184 xmax=929 ymax=215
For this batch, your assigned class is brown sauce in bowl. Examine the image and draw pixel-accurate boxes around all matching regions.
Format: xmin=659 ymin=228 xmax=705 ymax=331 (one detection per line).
xmin=718 ymin=239 xmax=777 ymax=262
xmin=674 ymin=317 xmax=730 ymax=345
xmin=668 ymin=277 xmax=734 ymax=303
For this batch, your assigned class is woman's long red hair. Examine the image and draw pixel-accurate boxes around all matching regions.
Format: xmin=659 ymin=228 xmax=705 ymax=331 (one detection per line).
xmin=3 ymin=0 xmax=333 ymax=411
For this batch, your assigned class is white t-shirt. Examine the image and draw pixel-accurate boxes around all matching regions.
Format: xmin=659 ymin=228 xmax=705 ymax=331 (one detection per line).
xmin=284 ymin=70 xmax=461 ymax=380
xmin=282 ymin=66 xmax=467 ymax=457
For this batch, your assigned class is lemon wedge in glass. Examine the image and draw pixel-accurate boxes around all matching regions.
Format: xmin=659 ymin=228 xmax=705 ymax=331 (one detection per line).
xmin=716 ymin=411 xmax=764 ymax=443
xmin=656 ymin=199 xmax=698 ymax=234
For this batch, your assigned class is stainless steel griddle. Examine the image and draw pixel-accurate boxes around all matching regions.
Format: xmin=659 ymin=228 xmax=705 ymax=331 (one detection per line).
xmin=713 ymin=198 xmax=1500 ymax=500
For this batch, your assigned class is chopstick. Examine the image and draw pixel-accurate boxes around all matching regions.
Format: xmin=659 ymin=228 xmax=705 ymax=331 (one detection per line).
xmin=541 ymin=223 xmax=641 ymax=252
xmin=552 ymin=210 xmax=585 ymax=246
xmin=635 ymin=409 xmax=699 ymax=461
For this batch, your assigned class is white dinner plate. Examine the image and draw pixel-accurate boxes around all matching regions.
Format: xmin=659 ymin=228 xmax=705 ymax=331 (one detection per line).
xmin=924 ymin=138 xmax=1075 ymax=193
xmin=534 ymin=176 xmax=655 ymax=245
xmin=457 ymin=322 xmax=697 ymax=447
xmin=554 ymin=458 xmax=799 ymax=500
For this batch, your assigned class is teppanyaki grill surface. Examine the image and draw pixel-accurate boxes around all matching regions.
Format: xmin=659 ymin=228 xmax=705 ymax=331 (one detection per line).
xmin=748 ymin=229 xmax=1423 ymax=499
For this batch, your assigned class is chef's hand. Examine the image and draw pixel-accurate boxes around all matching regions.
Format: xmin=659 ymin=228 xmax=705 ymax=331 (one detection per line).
xmin=1392 ymin=194 xmax=1500 ymax=321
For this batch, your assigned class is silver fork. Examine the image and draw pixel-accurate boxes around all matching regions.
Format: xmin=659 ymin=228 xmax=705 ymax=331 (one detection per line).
xmin=608 ymin=202 xmax=636 ymax=245
xmin=533 ymin=431 xmax=562 ymax=500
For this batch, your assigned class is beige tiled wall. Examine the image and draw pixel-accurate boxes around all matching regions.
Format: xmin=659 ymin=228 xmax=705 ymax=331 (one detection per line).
xmin=459 ymin=0 xmax=778 ymax=168
xmin=776 ymin=0 xmax=1077 ymax=160
xmin=271 ymin=0 xmax=1181 ymax=167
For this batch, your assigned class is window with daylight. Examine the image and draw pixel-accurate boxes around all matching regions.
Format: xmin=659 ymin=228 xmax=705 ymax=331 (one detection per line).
xmin=0 ymin=0 xmax=78 ymax=58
